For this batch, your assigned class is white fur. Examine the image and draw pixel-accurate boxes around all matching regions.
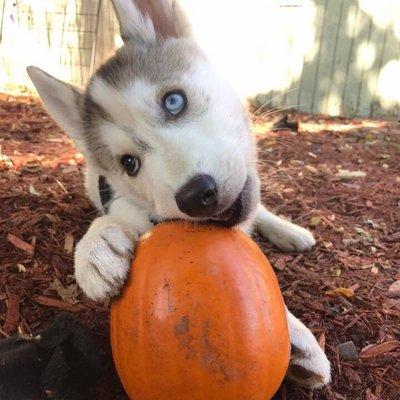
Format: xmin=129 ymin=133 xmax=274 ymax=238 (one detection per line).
xmin=286 ymin=309 xmax=331 ymax=387
xmin=113 ymin=0 xmax=157 ymax=43
xmin=28 ymin=0 xmax=329 ymax=389
xmin=26 ymin=67 xmax=86 ymax=152
xmin=256 ymin=204 xmax=316 ymax=252
xmin=74 ymin=218 xmax=133 ymax=301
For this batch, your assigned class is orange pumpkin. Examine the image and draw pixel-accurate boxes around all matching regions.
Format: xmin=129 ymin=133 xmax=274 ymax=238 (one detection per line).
xmin=111 ymin=222 xmax=290 ymax=400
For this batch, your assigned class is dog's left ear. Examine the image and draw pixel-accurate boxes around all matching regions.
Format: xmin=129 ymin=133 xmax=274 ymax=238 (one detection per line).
xmin=112 ymin=0 xmax=192 ymax=44
xmin=27 ymin=66 xmax=85 ymax=149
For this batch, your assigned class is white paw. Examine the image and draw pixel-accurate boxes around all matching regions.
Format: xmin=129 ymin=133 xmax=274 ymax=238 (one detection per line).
xmin=261 ymin=220 xmax=316 ymax=252
xmin=285 ymin=310 xmax=331 ymax=388
xmin=74 ymin=220 xmax=137 ymax=301
xmin=287 ymin=341 xmax=331 ymax=388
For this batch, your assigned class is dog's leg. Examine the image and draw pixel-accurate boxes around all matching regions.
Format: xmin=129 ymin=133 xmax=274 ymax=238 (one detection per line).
xmin=255 ymin=204 xmax=316 ymax=252
xmin=285 ymin=309 xmax=331 ymax=388
xmin=74 ymin=214 xmax=139 ymax=301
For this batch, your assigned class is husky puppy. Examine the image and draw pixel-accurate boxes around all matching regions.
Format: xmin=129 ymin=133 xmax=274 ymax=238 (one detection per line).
xmin=28 ymin=0 xmax=330 ymax=388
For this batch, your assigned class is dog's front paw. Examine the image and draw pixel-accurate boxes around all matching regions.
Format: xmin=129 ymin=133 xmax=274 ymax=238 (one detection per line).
xmin=74 ymin=218 xmax=137 ymax=301
xmin=287 ymin=341 xmax=331 ymax=388
xmin=261 ymin=220 xmax=316 ymax=252
xmin=285 ymin=311 xmax=331 ymax=388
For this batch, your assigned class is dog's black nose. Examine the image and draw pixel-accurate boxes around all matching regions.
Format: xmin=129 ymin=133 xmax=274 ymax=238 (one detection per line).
xmin=175 ymin=174 xmax=218 ymax=217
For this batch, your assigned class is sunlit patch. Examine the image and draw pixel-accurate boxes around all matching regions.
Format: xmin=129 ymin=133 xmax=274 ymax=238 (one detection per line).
xmin=376 ymin=59 xmax=400 ymax=104
xmin=325 ymin=91 xmax=342 ymax=117
xmin=346 ymin=5 xmax=365 ymax=38
xmin=356 ymin=42 xmax=376 ymax=70
xmin=359 ymin=0 xmax=400 ymax=29
xmin=253 ymin=118 xmax=385 ymax=137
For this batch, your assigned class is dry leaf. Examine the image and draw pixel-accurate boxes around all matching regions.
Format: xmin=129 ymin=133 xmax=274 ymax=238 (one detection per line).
xmin=49 ymin=278 xmax=79 ymax=304
xmin=354 ymin=227 xmax=371 ymax=238
xmin=342 ymin=238 xmax=360 ymax=246
xmin=64 ymin=233 xmax=74 ymax=254
xmin=7 ymin=233 xmax=34 ymax=255
xmin=325 ymin=287 xmax=354 ymax=298
xmin=333 ymin=226 xmax=345 ymax=234
xmin=360 ymin=340 xmax=399 ymax=359
xmin=330 ymin=266 xmax=342 ymax=277
xmin=29 ymin=184 xmax=41 ymax=196
xmin=335 ymin=169 xmax=366 ymax=181
xmin=365 ymin=219 xmax=380 ymax=229
xmin=17 ymin=264 xmax=27 ymax=273
xmin=309 ymin=216 xmax=322 ymax=227
xmin=305 ymin=165 xmax=318 ymax=174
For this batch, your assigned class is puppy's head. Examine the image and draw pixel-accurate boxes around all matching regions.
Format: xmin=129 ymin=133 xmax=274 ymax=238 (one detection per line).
xmin=28 ymin=0 xmax=259 ymax=227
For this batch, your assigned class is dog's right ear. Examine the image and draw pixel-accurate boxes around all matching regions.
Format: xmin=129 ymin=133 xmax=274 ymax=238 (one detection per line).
xmin=27 ymin=66 xmax=84 ymax=143
xmin=112 ymin=0 xmax=192 ymax=44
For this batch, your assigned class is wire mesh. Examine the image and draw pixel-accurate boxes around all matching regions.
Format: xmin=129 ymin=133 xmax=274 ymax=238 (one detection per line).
xmin=6 ymin=0 xmax=103 ymax=87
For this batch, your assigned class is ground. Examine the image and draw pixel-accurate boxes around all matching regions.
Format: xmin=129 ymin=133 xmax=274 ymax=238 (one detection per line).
xmin=0 ymin=94 xmax=399 ymax=399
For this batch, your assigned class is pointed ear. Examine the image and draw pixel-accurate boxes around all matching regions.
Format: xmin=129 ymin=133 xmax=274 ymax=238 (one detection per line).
xmin=112 ymin=0 xmax=192 ymax=43
xmin=27 ymin=66 xmax=84 ymax=142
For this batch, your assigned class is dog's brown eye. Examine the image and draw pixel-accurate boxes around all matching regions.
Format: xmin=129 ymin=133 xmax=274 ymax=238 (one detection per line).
xmin=120 ymin=154 xmax=141 ymax=176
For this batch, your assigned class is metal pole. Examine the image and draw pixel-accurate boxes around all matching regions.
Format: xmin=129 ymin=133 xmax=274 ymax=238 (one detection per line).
xmin=90 ymin=0 xmax=102 ymax=75
xmin=0 ymin=0 xmax=8 ymax=43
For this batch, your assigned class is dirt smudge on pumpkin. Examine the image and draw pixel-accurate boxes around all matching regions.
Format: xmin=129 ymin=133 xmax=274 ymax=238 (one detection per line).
xmin=174 ymin=315 xmax=195 ymax=359
xmin=174 ymin=315 xmax=190 ymax=335
xmin=201 ymin=320 xmax=231 ymax=382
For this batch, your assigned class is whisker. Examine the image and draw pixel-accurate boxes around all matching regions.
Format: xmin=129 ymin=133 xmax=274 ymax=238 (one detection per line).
xmin=252 ymin=88 xmax=299 ymax=116
xmin=87 ymin=195 xmax=123 ymax=215
xmin=257 ymin=136 xmax=297 ymax=151
xmin=252 ymin=103 xmax=309 ymax=123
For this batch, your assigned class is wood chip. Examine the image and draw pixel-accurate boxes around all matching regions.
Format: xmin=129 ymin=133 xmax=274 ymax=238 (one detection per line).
xmin=3 ymin=292 xmax=21 ymax=334
xmin=388 ymin=280 xmax=400 ymax=297
xmin=385 ymin=231 xmax=400 ymax=242
xmin=360 ymin=340 xmax=399 ymax=359
xmin=274 ymin=257 xmax=286 ymax=271
xmin=6 ymin=233 xmax=34 ymax=255
xmin=33 ymin=295 xmax=85 ymax=313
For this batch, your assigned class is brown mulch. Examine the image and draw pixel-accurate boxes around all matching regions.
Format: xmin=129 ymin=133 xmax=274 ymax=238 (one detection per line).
xmin=1 ymin=94 xmax=399 ymax=399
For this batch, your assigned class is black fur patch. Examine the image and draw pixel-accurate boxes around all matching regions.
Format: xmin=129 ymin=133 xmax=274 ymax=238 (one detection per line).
xmin=98 ymin=175 xmax=113 ymax=213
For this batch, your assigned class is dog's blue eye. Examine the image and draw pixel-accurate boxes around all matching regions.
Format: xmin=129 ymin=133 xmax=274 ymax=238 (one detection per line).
xmin=162 ymin=90 xmax=186 ymax=116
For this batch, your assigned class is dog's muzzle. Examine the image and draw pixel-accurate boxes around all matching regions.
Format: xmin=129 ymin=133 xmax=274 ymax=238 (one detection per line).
xmin=209 ymin=176 xmax=252 ymax=227
xmin=175 ymin=175 xmax=253 ymax=228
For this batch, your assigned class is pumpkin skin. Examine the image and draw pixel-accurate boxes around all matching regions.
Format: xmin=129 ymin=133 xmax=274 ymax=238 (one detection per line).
xmin=111 ymin=222 xmax=290 ymax=400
